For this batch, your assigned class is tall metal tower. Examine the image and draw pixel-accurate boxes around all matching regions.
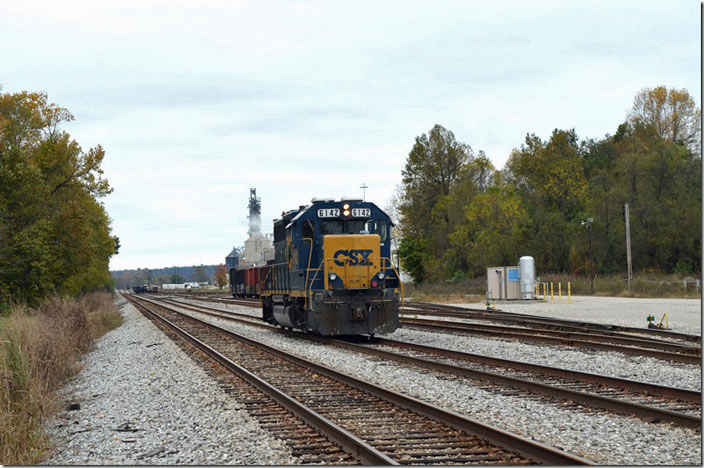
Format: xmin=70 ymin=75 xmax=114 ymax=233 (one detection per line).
xmin=247 ymin=188 xmax=262 ymax=235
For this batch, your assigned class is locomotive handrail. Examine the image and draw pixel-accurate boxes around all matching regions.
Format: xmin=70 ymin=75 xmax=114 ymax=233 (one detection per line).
xmin=303 ymin=237 xmax=314 ymax=310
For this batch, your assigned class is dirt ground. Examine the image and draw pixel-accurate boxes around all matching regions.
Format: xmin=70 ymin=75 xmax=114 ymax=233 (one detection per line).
xmin=458 ymin=295 xmax=702 ymax=335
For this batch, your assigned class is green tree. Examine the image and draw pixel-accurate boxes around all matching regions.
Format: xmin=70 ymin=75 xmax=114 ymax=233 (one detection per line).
xmin=449 ymin=184 xmax=529 ymax=276
xmin=504 ymin=129 xmax=588 ymax=272
xmin=193 ymin=265 xmax=208 ymax=284
xmin=0 ymin=90 xmax=116 ymax=305
xmin=398 ymin=124 xmax=475 ymax=280
xmin=170 ymin=274 xmax=185 ymax=284
xmin=397 ymin=237 xmax=429 ymax=283
xmin=597 ymin=122 xmax=701 ymax=273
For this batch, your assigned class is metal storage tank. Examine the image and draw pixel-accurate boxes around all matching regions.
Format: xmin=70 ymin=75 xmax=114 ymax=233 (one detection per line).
xmin=519 ymin=256 xmax=535 ymax=299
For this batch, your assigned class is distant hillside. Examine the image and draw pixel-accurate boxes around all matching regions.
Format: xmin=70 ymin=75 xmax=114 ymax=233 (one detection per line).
xmin=111 ymin=265 xmax=218 ymax=289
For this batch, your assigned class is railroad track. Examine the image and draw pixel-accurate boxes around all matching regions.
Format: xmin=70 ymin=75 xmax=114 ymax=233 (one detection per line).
xmin=399 ymin=316 xmax=701 ymax=364
xmin=125 ymin=294 xmax=590 ymax=465
xmin=150 ymin=295 xmax=701 ymax=428
xmin=403 ymin=301 xmax=702 ymax=344
xmin=165 ymin=294 xmax=702 ymax=363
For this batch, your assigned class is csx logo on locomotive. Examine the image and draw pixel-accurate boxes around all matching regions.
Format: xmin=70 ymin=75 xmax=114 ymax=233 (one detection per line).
xmin=333 ymin=249 xmax=374 ymax=266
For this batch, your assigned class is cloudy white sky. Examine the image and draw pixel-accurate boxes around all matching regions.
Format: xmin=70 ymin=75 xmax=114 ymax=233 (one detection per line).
xmin=1 ymin=0 xmax=700 ymax=271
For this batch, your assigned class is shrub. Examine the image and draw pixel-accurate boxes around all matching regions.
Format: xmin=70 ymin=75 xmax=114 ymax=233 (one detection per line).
xmin=0 ymin=292 xmax=122 ymax=464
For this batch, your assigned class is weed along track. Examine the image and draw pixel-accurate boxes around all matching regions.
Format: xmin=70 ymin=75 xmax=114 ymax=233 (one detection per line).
xmin=125 ymin=294 xmax=591 ymax=465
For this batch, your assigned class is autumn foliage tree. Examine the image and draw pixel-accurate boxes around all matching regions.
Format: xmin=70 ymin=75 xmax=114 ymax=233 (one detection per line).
xmin=397 ymin=86 xmax=701 ymax=282
xmin=215 ymin=264 xmax=228 ymax=289
xmin=0 ymin=90 xmax=118 ymax=307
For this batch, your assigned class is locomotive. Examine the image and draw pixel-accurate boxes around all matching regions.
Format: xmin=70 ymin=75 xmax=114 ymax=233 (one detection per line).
xmin=230 ymin=197 xmax=403 ymax=336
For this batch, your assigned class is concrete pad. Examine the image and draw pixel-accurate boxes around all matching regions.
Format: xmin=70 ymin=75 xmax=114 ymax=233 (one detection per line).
xmin=461 ymin=295 xmax=701 ymax=336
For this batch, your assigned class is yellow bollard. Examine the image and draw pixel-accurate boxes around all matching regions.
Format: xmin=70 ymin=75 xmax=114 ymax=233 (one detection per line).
xmin=543 ymin=283 xmax=548 ymax=302
xmin=493 ymin=299 xmax=497 ymax=310
xmin=568 ymin=282 xmax=571 ymax=303
xmin=550 ymin=282 xmax=554 ymax=302
xmin=535 ymin=283 xmax=538 ymax=299
xmin=558 ymin=282 xmax=562 ymax=302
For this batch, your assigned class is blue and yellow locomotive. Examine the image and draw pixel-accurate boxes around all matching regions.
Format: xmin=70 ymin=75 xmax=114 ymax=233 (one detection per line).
xmin=260 ymin=197 xmax=402 ymax=336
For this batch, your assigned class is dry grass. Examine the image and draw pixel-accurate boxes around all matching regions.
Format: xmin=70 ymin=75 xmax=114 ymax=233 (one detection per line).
xmin=540 ymin=273 xmax=702 ymax=298
xmin=404 ymin=278 xmax=486 ymax=303
xmin=405 ymin=273 xmax=701 ymax=302
xmin=0 ymin=292 xmax=122 ymax=465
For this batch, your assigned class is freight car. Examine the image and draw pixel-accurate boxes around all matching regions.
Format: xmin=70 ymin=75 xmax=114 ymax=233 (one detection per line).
xmin=131 ymin=285 xmax=157 ymax=294
xmin=231 ymin=197 xmax=403 ymax=336
xmin=229 ymin=264 xmax=267 ymax=297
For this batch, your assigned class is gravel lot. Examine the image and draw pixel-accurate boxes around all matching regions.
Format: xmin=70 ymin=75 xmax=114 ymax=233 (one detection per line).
xmin=42 ymin=297 xmax=295 ymax=465
xmin=45 ymin=295 xmax=702 ymax=465
xmin=458 ymin=295 xmax=701 ymax=335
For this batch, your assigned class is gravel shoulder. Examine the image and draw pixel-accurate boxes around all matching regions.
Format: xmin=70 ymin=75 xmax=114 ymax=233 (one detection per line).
xmin=42 ymin=297 xmax=295 ymax=465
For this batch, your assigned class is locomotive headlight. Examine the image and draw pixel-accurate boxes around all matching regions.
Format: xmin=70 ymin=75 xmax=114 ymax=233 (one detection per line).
xmin=378 ymin=272 xmax=385 ymax=280
xmin=343 ymin=210 xmax=350 ymax=216
xmin=329 ymin=273 xmax=337 ymax=281
xmin=343 ymin=203 xmax=350 ymax=210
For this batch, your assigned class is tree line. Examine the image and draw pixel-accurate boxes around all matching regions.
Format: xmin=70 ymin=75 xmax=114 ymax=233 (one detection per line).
xmin=397 ymin=86 xmax=701 ymax=283
xmin=0 ymin=90 xmax=118 ymax=308
xmin=111 ymin=264 xmax=218 ymax=289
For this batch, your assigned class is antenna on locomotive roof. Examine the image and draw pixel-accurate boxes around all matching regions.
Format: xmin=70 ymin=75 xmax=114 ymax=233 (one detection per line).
xmin=360 ymin=182 xmax=368 ymax=201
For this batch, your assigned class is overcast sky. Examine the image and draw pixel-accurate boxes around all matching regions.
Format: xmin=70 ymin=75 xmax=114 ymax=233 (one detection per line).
xmin=1 ymin=0 xmax=700 ymax=271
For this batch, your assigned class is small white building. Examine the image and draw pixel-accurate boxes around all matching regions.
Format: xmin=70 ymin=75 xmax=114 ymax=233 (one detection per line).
xmin=161 ymin=282 xmax=208 ymax=289
xmin=486 ymin=256 xmax=535 ymax=301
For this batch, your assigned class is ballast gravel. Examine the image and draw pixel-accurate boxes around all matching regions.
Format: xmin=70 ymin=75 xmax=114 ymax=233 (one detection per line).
xmin=166 ymin=299 xmax=701 ymax=465
xmin=42 ymin=298 xmax=295 ymax=465
xmin=176 ymin=297 xmax=702 ymax=391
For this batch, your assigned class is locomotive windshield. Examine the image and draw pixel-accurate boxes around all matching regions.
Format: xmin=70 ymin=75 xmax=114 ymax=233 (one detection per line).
xmin=364 ymin=219 xmax=388 ymax=242
xmin=320 ymin=218 xmax=388 ymax=241
xmin=321 ymin=220 xmax=343 ymax=235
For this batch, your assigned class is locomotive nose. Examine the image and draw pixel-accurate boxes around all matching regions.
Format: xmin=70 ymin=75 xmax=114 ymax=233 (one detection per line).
xmin=323 ymin=234 xmax=381 ymax=289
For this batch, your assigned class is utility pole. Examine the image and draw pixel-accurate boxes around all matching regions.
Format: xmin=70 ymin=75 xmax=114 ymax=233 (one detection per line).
xmin=582 ymin=218 xmax=594 ymax=294
xmin=360 ymin=183 xmax=368 ymax=201
xmin=624 ymin=203 xmax=632 ymax=291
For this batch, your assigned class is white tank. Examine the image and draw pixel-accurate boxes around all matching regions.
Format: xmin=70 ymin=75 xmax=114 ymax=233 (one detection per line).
xmin=519 ymin=256 xmax=535 ymax=299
